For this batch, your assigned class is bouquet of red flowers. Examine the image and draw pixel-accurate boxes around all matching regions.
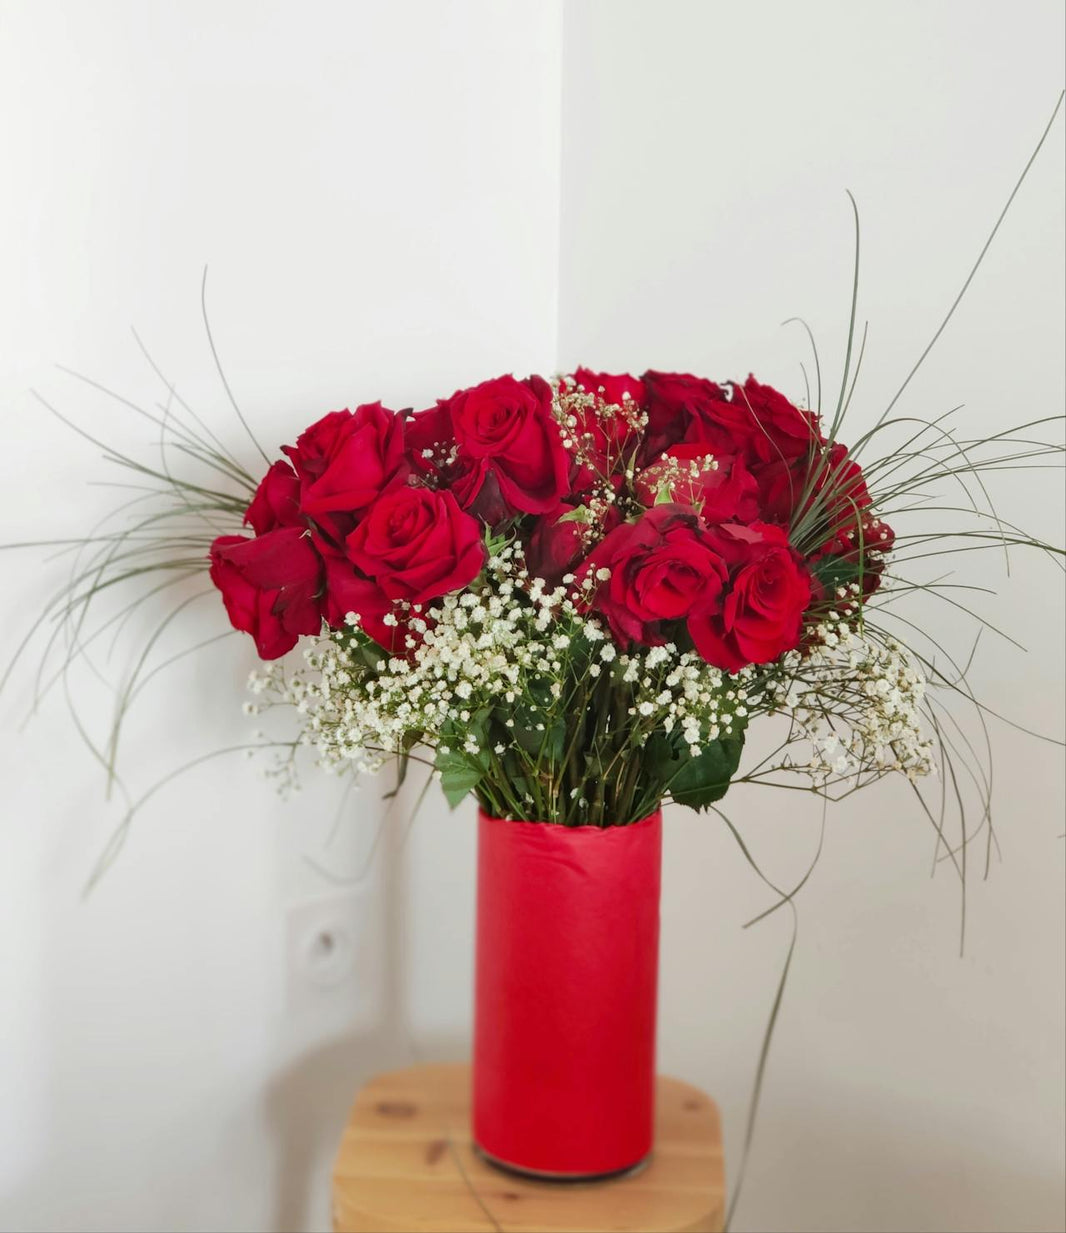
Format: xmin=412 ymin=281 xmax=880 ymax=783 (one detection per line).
xmin=213 ymin=367 xmax=909 ymax=826
xmin=8 ymin=109 xmax=1061 ymax=1187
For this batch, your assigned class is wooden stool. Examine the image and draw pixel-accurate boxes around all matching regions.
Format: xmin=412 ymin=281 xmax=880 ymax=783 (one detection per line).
xmin=331 ymin=1063 xmax=725 ymax=1232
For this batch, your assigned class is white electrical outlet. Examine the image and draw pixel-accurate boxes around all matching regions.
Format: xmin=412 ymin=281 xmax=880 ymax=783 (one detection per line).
xmin=285 ymin=890 xmax=369 ymax=1018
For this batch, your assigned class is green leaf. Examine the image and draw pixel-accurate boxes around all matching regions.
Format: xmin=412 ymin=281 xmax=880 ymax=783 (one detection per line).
xmin=467 ymin=705 xmax=492 ymax=745
xmin=485 ymin=525 xmax=519 ymax=557
xmin=510 ymin=716 xmax=565 ymax=763
xmin=343 ymin=630 xmax=388 ymax=672
xmin=555 ymin=505 xmax=592 ymax=525
xmin=434 ymin=746 xmax=487 ymax=809
xmin=811 ymin=553 xmax=866 ymax=594
xmin=670 ymin=734 xmax=745 ymax=810
xmin=643 ymin=732 xmax=681 ymax=780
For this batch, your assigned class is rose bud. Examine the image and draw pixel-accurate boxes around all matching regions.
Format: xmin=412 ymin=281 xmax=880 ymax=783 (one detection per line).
xmin=635 ymin=445 xmax=760 ymax=524
xmin=345 ymin=485 xmax=486 ymax=605
xmin=753 ymin=442 xmax=871 ymax=545
xmin=574 ymin=504 xmax=728 ymax=646
xmin=525 ymin=505 xmax=588 ymax=586
xmin=244 ymin=459 xmax=302 ymax=535
xmin=570 ymin=367 xmax=646 ymax=410
xmin=688 ymin=521 xmax=811 ymax=672
xmin=282 ymin=402 xmax=408 ymax=542
xmin=439 ymin=374 xmax=570 ymax=519
xmin=729 ymin=375 xmax=822 ymax=464
xmin=640 ymin=370 xmax=736 ymax=463
xmin=209 ymin=528 xmax=324 ymax=659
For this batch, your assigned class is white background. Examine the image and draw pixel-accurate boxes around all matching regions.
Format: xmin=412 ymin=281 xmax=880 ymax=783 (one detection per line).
xmin=1 ymin=3 xmax=1063 ymax=1231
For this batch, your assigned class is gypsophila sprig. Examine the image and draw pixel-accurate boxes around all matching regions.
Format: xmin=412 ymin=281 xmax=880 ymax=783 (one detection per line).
xmin=247 ymin=525 xmax=937 ymax=827
xmin=222 ymin=362 xmax=953 ymax=828
xmin=9 ymin=103 xmax=1062 ymax=1233
xmin=12 ymin=128 xmax=1063 ymax=844
xmin=20 ymin=349 xmax=1059 ymax=836
xmin=251 ymin=540 xmax=756 ymax=825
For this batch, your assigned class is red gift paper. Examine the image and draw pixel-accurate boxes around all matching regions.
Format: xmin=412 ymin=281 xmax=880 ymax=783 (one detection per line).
xmin=473 ymin=808 xmax=663 ymax=1177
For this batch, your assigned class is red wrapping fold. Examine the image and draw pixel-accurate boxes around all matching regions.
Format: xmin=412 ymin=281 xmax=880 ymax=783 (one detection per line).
xmin=473 ymin=809 xmax=662 ymax=1177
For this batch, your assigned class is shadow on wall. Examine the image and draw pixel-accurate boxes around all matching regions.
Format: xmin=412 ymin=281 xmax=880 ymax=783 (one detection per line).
xmin=0 ymin=754 xmax=470 ymax=1233
xmin=265 ymin=1028 xmax=469 ymax=1233
xmin=265 ymin=806 xmax=470 ymax=1233
xmin=734 ymin=1089 xmax=1066 ymax=1233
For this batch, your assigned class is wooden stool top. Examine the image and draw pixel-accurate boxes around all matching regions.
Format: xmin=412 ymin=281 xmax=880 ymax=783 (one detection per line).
xmin=331 ymin=1063 xmax=724 ymax=1233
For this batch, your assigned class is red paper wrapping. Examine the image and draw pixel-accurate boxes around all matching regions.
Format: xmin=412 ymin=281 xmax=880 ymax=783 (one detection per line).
xmin=473 ymin=808 xmax=662 ymax=1177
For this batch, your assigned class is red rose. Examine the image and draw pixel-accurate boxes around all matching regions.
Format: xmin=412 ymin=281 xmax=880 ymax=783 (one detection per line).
xmin=635 ymin=445 xmax=760 ymax=524
xmin=434 ymin=374 xmax=570 ymax=520
xmin=565 ymin=369 xmax=645 ymax=491
xmin=244 ymin=459 xmax=302 ymax=535
xmin=851 ymin=518 xmax=894 ymax=598
xmin=570 ymin=367 xmax=646 ymax=409
xmin=688 ymin=522 xmax=811 ymax=672
xmin=405 ymin=403 xmax=454 ymax=480
xmin=751 ymin=457 xmax=803 ymax=526
xmin=525 ymin=504 xmax=588 ymax=586
xmin=209 ymin=528 xmax=324 ymax=660
xmin=575 ymin=504 xmax=727 ymax=646
xmin=753 ymin=443 xmax=871 ymax=545
xmin=731 ymin=376 xmax=821 ymax=464
xmin=810 ymin=517 xmax=895 ymax=608
xmin=311 ymin=540 xmax=408 ymax=651
xmin=282 ymin=403 xmax=408 ymax=540
xmin=642 ymin=370 xmax=754 ymax=462
xmin=345 ymin=486 xmax=485 ymax=604
xmin=862 ymin=517 xmax=894 ymax=560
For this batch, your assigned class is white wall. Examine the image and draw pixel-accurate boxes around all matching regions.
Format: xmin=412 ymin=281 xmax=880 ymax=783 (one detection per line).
xmin=0 ymin=3 xmax=561 ymax=1231
xmin=1 ymin=3 xmax=1063 ymax=1232
xmin=559 ymin=3 xmax=1065 ymax=1232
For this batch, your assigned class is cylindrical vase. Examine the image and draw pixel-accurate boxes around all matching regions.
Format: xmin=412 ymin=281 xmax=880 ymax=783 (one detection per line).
xmin=472 ymin=808 xmax=662 ymax=1178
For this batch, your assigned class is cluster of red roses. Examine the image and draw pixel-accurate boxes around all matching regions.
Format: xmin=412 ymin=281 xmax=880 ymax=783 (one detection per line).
xmin=209 ymin=368 xmax=891 ymax=669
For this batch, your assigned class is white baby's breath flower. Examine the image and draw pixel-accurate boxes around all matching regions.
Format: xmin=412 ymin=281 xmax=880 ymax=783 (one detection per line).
xmin=246 ymin=531 xmax=929 ymax=818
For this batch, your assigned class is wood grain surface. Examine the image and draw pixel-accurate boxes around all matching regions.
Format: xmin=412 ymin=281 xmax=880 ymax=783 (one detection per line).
xmin=331 ymin=1063 xmax=724 ymax=1232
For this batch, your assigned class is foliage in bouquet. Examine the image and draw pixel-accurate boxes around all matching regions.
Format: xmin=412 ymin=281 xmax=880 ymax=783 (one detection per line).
xmin=7 ymin=100 xmax=1062 ymax=857
xmin=6 ymin=100 xmax=1060 ymax=1233
xmin=223 ymin=364 xmax=933 ymax=826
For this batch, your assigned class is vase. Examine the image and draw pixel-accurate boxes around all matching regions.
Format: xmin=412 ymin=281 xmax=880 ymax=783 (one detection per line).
xmin=472 ymin=807 xmax=663 ymax=1179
